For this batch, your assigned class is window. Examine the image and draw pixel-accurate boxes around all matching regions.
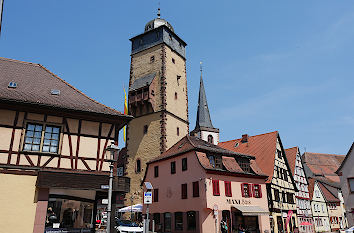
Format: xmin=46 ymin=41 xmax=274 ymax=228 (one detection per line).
xmin=253 ymin=184 xmax=262 ymax=198
xmin=143 ymin=125 xmax=148 ymax=134
xmin=154 ymin=166 xmax=159 ymax=177
xmin=282 ymin=192 xmax=287 ymax=203
xmin=154 ymin=189 xmax=159 ymax=202
xmin=172 ymin=58 xmax=175 ymax=64
xmin=187 ymin=211 xmax=196 ymax=230
xmin=207 ymin=135 xmax=214 ymax=144
xmin=175 ymin=92 xmax=178 ymax=100
xmin=241 ymin=183 xmax=251 ymax=197
xmin=175 ymin=212 xmax=183 ymax=231
xmin=283 ymin=170 xmax=288 ymax=181
xmin=212 ymin=180 xmax=220 ymax=196
xmin=274 ymin=189 xmax=280 ymax=201
xmin=287 ymin=193 xmax=294 ymax=204
xmin=193 ymin=181 xmax=199 ymax=197
xmin=164 ymin=212 xmax=172 ymax=232
xmin=277 ymin=149 xmax=282 ymax=158
xmin=23 ymin=123 xmax=61 ymax=153
xmin=348 ymin=178 xmax=354 ymax=192
xmin=136 ymin=159 xmax=141 ymax=173
xmin=208 ymin=155 xmax=216 ymax=168
xmin=171 ymin=161 xmax=176 ymax=174
xmin=150 ymin=56 xmax=155 ymax=63
xmin=224 ymin=181 xmax=232 ymax=197
xmin=237 ymin=158 xmax=251 ymax=173
xmin=182 ymin=158 xmax=187 ymax=171
xmin=177 ymin=75 xmax=181 ymax=86
xmin=182 ymin=183 xmax=187 ymax=199
xmin=177 ymin=127 xmax=179 ymax=136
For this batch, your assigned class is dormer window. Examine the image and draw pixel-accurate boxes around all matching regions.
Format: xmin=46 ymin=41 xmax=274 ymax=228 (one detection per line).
xmin=208 ymin=155 xmax=215 ymax=168
xmin=208 ymin=155 xmax=222 ymax=169
xmin=236 ymin=158 xmax=251 ymax=173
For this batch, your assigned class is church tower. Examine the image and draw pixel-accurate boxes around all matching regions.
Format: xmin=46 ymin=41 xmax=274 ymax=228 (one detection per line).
xmin=125 ymin=9 xmax=189 ymax=203
xmin=190 ymin=65 xmax=219 ymax=145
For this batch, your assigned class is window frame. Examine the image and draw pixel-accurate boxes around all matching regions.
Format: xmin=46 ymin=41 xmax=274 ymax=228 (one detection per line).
xmin=171 ymin=161 xmax=176 ymax=174
xmin=182 ymin=158 xmax=187 ymax=171
xmin=193 ymin=181 xmax=199 ymax=197
xmin=348 ymin=178 xmax=354 ymax=193
xmin=241 ymin=183 xmax=251 ymax=198
xmin=187 ymin=211 xmax=197 ymax=230
xmin=136 ymin=159 xmax=141 ymax=173
xmin=181 ymin=183 xmax=187 ymax=199
xmin=22 ymin=121 xmax=63 ymax=154
xmin=253 ymin=184 xmax=262 ymax=198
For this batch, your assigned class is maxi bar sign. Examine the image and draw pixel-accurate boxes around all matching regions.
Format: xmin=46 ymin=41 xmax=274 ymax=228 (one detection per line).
xmin=144 ymin=191 xmax=152 ymax=204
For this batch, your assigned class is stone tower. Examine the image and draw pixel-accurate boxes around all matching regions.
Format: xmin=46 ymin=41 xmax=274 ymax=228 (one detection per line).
xmin=190 ymin=67 xmax=219 ymax=145
xmin=125 ymin=10 xmax=189 ymax=204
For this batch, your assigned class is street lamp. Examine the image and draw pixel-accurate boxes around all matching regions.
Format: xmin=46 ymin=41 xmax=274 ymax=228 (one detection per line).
xmin=105 ymin=142 xmax=120 ymax=233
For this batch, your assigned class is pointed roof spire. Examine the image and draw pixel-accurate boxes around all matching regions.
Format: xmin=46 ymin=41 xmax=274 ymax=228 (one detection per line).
xmin=195 ymin=61 xmax=214 ymax=129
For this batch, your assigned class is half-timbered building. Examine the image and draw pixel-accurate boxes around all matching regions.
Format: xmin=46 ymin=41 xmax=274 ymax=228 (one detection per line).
xmin=285 ymin=147 xmax=313 ymax=233
xmin=219 ymin=131 xmax=298 ymax=233
xmin=0 ymin=57 xmax=132 ymax=233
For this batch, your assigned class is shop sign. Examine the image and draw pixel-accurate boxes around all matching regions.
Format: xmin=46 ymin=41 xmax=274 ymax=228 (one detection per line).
xmin=226 ymin=199 xmax=251 ymax=205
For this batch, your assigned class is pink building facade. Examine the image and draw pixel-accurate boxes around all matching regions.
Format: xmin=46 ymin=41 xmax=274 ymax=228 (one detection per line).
xmin=143 ymin=136 xmax=271 ymax=233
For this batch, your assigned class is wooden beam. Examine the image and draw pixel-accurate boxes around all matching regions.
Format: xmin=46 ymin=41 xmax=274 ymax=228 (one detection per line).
xmin=64 ymin=118 xmax=74 ymax=169
xmin=75 ymin=120 xmax=82 ymax=169
xmin=16 ymin=112 xmax=27 ymax=165
xmin=99 ymin=124 xmax=114 ymax=171
xmin=96 ymin=122 xmax=102 ymax=170
xmin=8 ymin=111 xmax=19 ymax=164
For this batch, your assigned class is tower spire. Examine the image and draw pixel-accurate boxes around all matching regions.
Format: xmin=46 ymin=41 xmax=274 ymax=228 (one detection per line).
xmin=157 ymin=3 xmax=161 ymax=19
xmin=195 ymin=62 xmax=214 ymax=129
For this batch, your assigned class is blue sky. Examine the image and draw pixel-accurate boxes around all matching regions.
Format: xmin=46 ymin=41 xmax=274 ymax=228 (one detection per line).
xmin=1 ymin=1 xmax=353 ymax=154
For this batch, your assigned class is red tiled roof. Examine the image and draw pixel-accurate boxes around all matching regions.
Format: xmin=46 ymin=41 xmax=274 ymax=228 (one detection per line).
xmin=219 ymin=131 xmax=278 ymax=183
xmin=285 ymin=146 xmax=298 ymax=176
xmin=0 ymin=57 xmax=127 ymax=117
xmin=303 ymin=152 xmax=344 ymax=184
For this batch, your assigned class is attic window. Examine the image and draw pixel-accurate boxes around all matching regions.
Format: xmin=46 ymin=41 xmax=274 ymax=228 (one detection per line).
xmin=8 ymin=82 xmax=17 ymax=88
xmin=51 ymin=89 xmax=60 ymax=95
xmin=234 ymin=142 xmax=239 ymax=148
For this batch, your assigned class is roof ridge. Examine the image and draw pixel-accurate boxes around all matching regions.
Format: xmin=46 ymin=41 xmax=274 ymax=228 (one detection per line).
xmin=305 ymin=152 xmax=344 ymax=156
xmin=0 ymin=56 xmax=38 ymax=66
xmin=220 ymin=131 xmax=278 ymax=144
xmin=37 ymin=64 xmax=123 ymax=115
xmin=286 ymin=146 xmax=298 ymax=150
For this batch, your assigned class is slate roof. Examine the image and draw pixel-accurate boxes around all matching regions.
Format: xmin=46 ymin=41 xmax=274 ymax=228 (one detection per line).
xmin=219 ymin=131 xmax=280 ymax=183
xmin=194 ymin=74 xmax=214 ymax=129
xmin=146 ymin=135 xmax=266 ymax=177
xmin=285 ymin=146 xmax=298 ymax=176
xmin=302 ymin=152 xmax=344 ymax=183
xmin=129 ymin=73 xmax=156 ymax=92
xmin=0 ymin=57 xmax=129 ymax=118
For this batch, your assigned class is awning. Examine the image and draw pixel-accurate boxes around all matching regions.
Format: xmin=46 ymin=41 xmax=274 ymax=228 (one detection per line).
xmin=232 ymin=206 xmax=269 ymax=216
xmin=118 ymin=204 xmax=143 ymax=213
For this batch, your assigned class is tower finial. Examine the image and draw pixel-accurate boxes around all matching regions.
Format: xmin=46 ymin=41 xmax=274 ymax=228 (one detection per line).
xmin=157 ymin=3 xmax=161 ymax=19
xmin=200 ymin=61 xmax=203 ymax=77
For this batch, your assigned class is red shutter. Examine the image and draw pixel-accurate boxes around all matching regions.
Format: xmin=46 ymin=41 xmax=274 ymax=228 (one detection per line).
xmin=258 ymin=184 xmax=262 ymax=198
xmin=241 ymin=183 xmax=245 ymax=197
xmin=225 ymin=181 xmax=232 ymax=197
xmin=213 ymin=180 xmax=220 ymax=196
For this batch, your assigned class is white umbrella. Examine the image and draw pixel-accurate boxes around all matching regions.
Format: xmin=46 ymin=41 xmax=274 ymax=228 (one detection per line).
xmin=118 ymin=204 xmax=143 ymax=213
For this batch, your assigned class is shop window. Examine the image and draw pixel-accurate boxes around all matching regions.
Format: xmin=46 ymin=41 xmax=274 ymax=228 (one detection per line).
xmin=46 ymin=195 xmax=93 ymax=229
xmin=154 ymin=189 xmax=159 ymax=202
xmin=208 ymin=135 xmax=214 ymax=144
xmin=212 ymin=180 xmax=220 ymax=196
xmin=143 ymin=125 xmax=148 ymax=134
xmin=182 ymin=158 xmax=187 ymax=171
xmin=171 ymin=161 xmax=176 ymax=174
xmin=224 ymin=181 xmax=232 ymax=197
xmin=154 ymin=166 xmax=159 ymax=177
xmin=164 ymin=212 xmax=172 ymax=232
xmin=136 ymin=159 xmax=141 ymax=173
xmin=193 ymin=181 xmax=199 ymax=197
xmin=175 ymin=212 xmax=183 ymax=231
xmin=24 ymin=123 xmax=61 ymax=153
xmin=187 ymin=211 xmax=197 ymax=230
xmin=241 ymin=183 xmax=251 ymax=197
xmin=182 ymin=183 xmax=187 ymax=199
xmin=253 ymin=184 xmax=262 ymax=198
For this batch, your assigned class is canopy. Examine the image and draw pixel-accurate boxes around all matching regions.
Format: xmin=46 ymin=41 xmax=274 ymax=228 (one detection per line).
xmin=232 ymin=206 xmax=269 ymax=216
xmin=300 ymin=222 xmax=312 ymax=226
xmin=345 ymin=226 xmax=354 ymax=233
xmin=118 ymin=204 xmax=143 ymax=213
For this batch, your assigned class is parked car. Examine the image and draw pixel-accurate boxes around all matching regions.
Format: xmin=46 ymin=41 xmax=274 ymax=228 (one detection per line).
xmin=115 ymin=219 xmax=143 ymax=233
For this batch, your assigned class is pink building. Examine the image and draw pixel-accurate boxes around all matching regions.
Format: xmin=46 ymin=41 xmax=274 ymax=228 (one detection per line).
xmin=142 ymin=135 xmax=271 ymax=233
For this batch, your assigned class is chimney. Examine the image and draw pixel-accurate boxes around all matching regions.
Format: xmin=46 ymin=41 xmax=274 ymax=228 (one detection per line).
xmin=241 ymin=134 xmax=249 ymax=143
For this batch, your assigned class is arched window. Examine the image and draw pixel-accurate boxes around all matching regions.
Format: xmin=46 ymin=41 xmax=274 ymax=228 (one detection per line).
xmin=136 ymin=159 xmax=141 ymax=173
xmin=207 ymin=135 xmax=214 ymax=144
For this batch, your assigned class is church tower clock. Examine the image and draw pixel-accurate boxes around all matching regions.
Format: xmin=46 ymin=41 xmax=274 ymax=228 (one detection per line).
xmin=125 ymin=10 xmax=189 ymax=203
